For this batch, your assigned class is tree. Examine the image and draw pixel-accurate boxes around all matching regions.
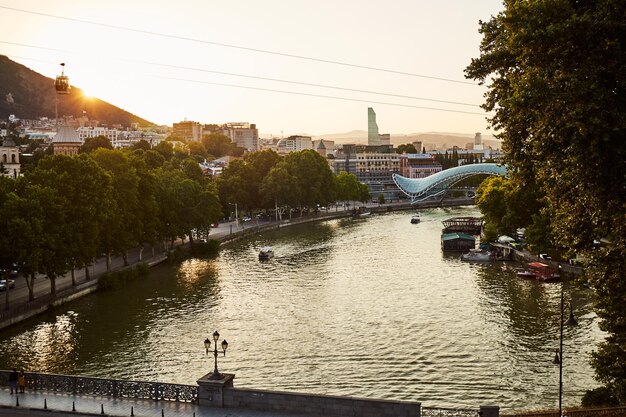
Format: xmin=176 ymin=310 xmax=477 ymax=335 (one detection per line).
xmin=260 ymin=165 xmax=299 ymax=220
xmin=466 ymin=0 xmax=626 ymax=402
xmin=154 ymin=141 xmax=174 ymax=161
xmin=396 ymin=144 xmax=417 ymax=154
xmin=202 ymin=133 xmax=234 ymax=158
xmin=90 ymin=149 xmax=141 ymax=270
xmin=188 ymin=141 xmax=208 ymax=159
xmin=80 ymin=135 xmax=113 ymax=153
xmin=282 ymin=150 xmax=336 ymax=209
xmin=27 ymin=155 xmax=114 ymax=293
xmin=131 ymin=139 xmax=152 ymax=151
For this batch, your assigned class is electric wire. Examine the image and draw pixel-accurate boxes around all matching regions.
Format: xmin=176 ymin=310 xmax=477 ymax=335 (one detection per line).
xmin=156 ymin=75 xmax=487 ymax=115
xmin=0 ymin=40 xmax=480 ymax=107
xmin=0 ymin=5 xmax=477 ymax=86
xmin=2 ymin=52 xmax=487 ymax=116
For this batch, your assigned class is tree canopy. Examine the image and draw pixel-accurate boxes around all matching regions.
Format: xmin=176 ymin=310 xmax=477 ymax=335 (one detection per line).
xmin=466 ymin=0 xmax=626 ymax=403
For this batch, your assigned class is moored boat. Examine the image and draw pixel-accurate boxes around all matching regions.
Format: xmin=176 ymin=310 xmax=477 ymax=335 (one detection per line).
xmin=460 ymin=249 xmax=493 ymax=262
xmin=411 ymin=214 xmax=420 ymax=224
xmin=516 ymin=270 xmax=536 ymax=279
xmin=259 ymin=246 xmax=274 ymax=260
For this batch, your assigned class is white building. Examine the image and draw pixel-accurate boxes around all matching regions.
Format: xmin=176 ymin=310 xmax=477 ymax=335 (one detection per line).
xmin=276 ymin=135 xmax=313 ymax=155
xmin=77 ymin=126 xmax=120 ymax=143
xmin=221 ymin=123 xmax=258 ymax=152
xmin=0 ymin=138 xmax=20 ymax=178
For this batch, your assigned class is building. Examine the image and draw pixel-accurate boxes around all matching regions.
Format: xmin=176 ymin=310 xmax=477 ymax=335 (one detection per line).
xmin=312 ymin=139 xmax=335 ymax=157
xmin=77 ymin=127 xmax=120 ymax=144
xmin=399 ymin=154 xmax=443 ymax=178
xmin=367 ymin=107 xmax=380 ymax=146
xmin=172 ymin=120 xmax=202 ymax=141
xmin=52 ymin=125 xmax=82 ymax=156
xmin=367 ymin=107 xmax=391 ymax=146
xmin=333 ymin=144 xmax=402 ymax=201
xmin=0 ymin=137 xmax=20 ymax=178
xmin=276 ymin=135 xmax=313 ymax=155
xmin=220 ymin=123 xmax=258 ymax=152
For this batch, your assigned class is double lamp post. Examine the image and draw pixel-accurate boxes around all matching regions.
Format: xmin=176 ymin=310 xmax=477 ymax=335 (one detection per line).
xmin=204 ymin=331 xmax=228 ymax=380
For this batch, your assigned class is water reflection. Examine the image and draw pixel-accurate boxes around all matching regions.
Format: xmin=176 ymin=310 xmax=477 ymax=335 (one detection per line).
xmin=0 ymin=207 xmax=604 ymax=412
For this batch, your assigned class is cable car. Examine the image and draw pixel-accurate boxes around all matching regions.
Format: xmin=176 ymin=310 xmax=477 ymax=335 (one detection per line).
xmin=54 ymin=63 xmax=70 ymax=94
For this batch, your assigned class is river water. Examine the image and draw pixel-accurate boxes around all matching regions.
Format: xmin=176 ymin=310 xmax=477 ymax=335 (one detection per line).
xmin=0 ymin=207 xmax=604 ymax=412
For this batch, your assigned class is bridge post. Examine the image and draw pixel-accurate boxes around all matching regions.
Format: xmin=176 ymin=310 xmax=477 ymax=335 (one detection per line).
xmin=196 ymin=373 xmax=235 ymax=407
xmin=479 ymin=405 xmax=499 ymax=417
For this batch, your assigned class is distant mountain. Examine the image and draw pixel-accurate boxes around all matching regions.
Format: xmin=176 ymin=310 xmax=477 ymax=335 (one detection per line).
xmin=313 ymin=130 xmax=501 ymax=150
xmin=0 ymin=56 xmax=153 ymax=127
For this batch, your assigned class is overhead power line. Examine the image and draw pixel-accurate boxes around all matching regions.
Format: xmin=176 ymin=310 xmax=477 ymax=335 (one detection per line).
xmin=0 ymin=41 xmax=480 ymax=107
xmin=0 ymin=5 xmax=477 ymax=86
xmin=156 ymin=75 xmax=487 ymax=116
xmin=2 ymin=52 xmax=487 ymax=116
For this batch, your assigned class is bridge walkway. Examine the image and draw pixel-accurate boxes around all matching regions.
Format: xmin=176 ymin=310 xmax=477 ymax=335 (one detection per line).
xmin=0 ymin=387 xmax=309 ymax=417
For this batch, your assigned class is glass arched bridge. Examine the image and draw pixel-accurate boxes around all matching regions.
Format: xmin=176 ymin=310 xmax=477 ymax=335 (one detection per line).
xmin=392 ymin=163 xmax=507 ymax=204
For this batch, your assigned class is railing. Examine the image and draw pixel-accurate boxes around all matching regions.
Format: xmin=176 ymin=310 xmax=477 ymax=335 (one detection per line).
xmin=0 ymin=371 xmax=198 ymax=403
xmin=422 ymin=407 xmax=479 ymax=417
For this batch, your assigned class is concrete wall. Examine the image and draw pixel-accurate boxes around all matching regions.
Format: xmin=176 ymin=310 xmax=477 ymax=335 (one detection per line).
xmin=223 ymin=387 xmax=421 ymax=417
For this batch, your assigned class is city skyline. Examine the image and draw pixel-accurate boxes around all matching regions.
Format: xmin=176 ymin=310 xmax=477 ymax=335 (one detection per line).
xmin=1 ymin=0 xmax=505 ymax=136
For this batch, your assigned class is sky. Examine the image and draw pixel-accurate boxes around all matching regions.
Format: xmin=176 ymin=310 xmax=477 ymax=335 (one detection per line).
xmin=1 ymin=0 xmax=505 ymax=137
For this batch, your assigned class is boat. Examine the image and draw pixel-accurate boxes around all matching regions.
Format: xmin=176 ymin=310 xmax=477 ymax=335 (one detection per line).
xmin=410 ymin=214 xmax=420 ymax=224
xmin=460 ymin=249 xmax=493 ymax=262
xmin=516 ymin=270 xmax=536 ymax=279
xmin=517 ymin=262 xmax=561 ymax=282
xmin=258 ymin=246 xmax=274 ymax=260
xmin=359 ymin=211 xmax=371 ymax=217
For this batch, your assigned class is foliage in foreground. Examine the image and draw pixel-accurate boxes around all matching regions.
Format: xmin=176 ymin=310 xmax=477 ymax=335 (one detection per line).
xmin=466 ymin=0 xmax=626 ymax=403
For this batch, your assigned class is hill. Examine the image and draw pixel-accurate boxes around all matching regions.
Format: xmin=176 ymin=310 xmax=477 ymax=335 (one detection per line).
xmin=0 ymin=56 xmax=153 ymax=127
xmin=313 ymin=130 xmax=501 ymax=150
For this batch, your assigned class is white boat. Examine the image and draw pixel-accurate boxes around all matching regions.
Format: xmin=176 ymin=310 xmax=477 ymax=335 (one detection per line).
xmin=411 ymin=214 xmax=420 ymax=224
xmin=259 ymin=246 xmax=274 ymax=260
xmin=460 ymin=249 xmax=493 ymax=262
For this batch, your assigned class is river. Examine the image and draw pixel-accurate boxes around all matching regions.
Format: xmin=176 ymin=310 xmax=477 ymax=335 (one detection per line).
xmin=0 ymin=206 xmax=604 ymax=412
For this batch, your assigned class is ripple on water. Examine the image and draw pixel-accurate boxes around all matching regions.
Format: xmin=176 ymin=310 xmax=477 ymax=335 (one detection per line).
xmin=0 ymin=208 xmax=604 ymax=412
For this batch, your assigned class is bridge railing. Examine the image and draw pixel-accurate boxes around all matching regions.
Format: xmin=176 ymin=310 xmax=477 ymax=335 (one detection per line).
xmin=0 ymin=371 xmax=198 ymax=403
xmin=422 ymin=406 xmax=479 ymax=417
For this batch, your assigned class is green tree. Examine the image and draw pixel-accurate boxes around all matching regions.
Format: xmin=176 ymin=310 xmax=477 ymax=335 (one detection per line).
xmin=202 ymin=133 xmax=234 ymax=158
xmin=260 ymin=165 xmax=299 ymax=220
xmin=188 ymin=141 xmax=208 ymax=159
xmin=131 ymin=139 xmax=152 ymax=151
xmin=282 ymin=150 xmax=336 ymax=210
xmin=245 ymin=150 xmax=281 ymax=209
xmin=90 ymin=149 xmax=142 ymax=269
xmin=154 ymin=141 xmax=174 ymax=161
xmin=396 ymin=144 xmax=417 ymax=154
xmin=80 ymin=135 xmax=113 ymax=153
xmin=466 ymin=0 xmax=626 ymax=402
xmin=27 ymin=155 xmax=114 ymax=293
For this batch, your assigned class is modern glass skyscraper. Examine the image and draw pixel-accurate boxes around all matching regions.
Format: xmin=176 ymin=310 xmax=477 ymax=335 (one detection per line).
xmin=368 ymin=107 xmax=380 ymax=145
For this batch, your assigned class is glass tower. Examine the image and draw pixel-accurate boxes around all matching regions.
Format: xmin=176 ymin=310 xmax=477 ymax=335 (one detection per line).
xmin=368 ymin=107 xmax=380 ymax=145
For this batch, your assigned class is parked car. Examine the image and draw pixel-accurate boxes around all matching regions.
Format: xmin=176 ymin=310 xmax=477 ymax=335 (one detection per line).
xmin=539 ymin=253 xmax=552 ymax=261
xmin=0 ymin=279 xmax=16 ymax=291
xmin=242 ymin=216 xmax=252 ymax=222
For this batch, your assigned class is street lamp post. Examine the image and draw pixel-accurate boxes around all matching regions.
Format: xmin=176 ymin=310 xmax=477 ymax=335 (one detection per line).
xmin=552 ymin=286 xmax=577 ymax=416
xmin=204 ymin=331 xmax=228 ymax=380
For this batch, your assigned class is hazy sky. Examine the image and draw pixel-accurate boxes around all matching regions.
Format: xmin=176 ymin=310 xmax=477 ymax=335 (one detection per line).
xmin=1 ymin=1 xmax=504 ymax=136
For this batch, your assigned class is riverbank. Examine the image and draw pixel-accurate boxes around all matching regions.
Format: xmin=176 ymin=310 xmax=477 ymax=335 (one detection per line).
xmin=0 ymin=197 xmax=473 ymax=330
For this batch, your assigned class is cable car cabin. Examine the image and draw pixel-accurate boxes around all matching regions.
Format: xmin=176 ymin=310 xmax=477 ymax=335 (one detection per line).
xmin=55 ymin=75 xmax=70 ymax=94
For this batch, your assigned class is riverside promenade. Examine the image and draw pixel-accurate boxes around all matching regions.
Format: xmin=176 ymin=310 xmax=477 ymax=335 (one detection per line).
xmin=0 ymin=387 xmax=311 ymax=417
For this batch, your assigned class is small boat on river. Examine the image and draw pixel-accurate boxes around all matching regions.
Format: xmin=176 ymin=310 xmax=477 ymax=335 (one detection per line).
xmin=411 ymin=214 xmax=420 ymax=224
xmin=259 ymin=246 xmax=274 ymax=260
xmin=460 ymin=249 xmax=493 ymax=262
